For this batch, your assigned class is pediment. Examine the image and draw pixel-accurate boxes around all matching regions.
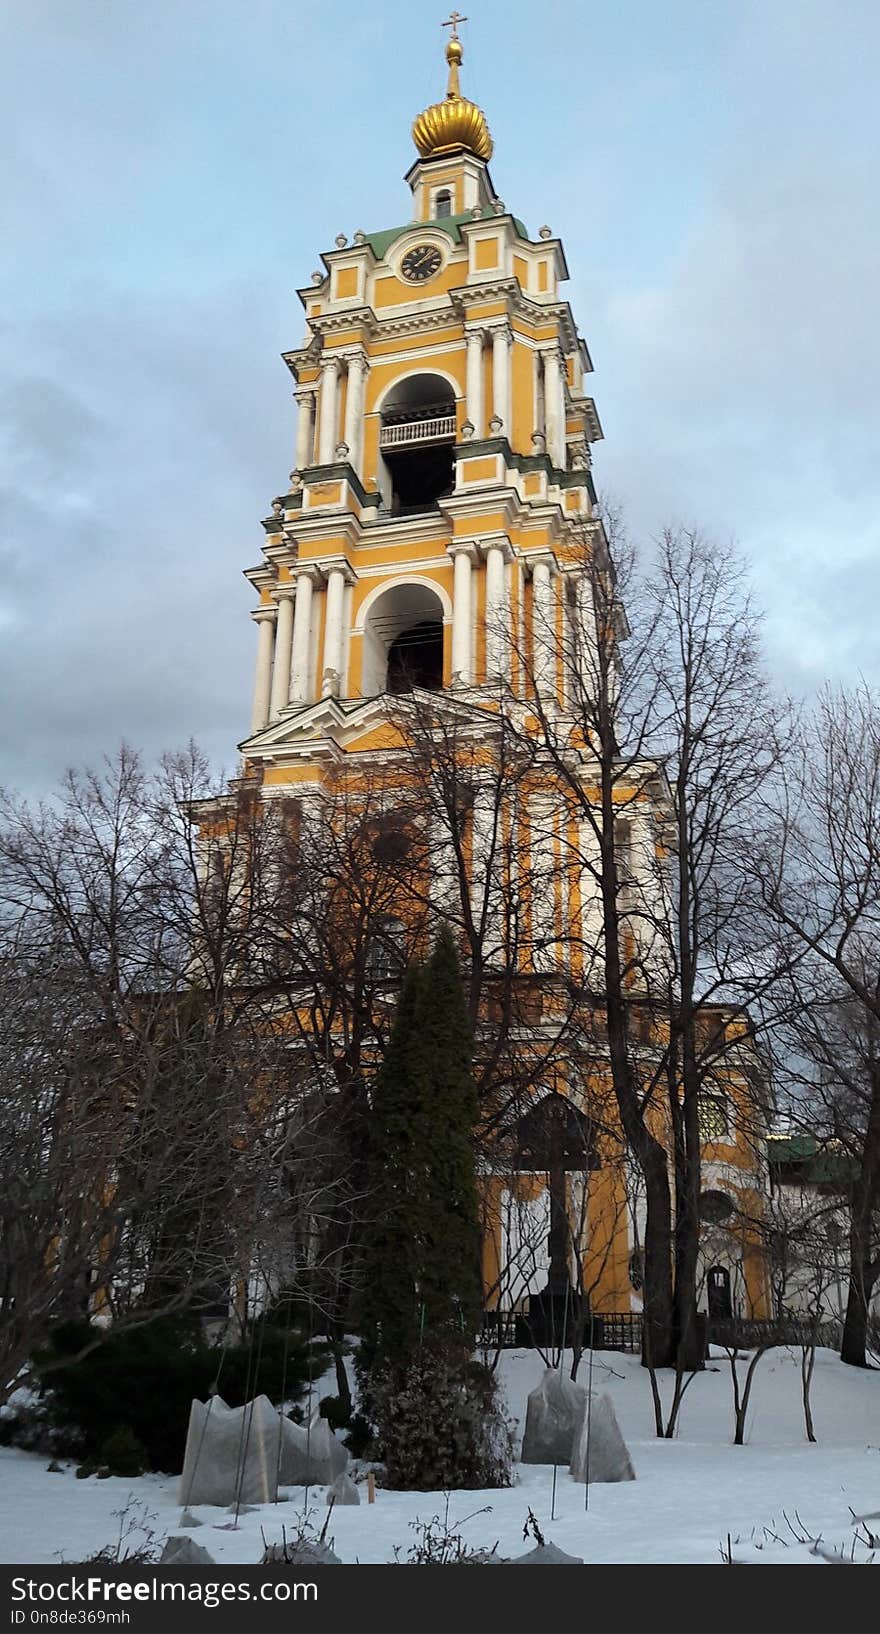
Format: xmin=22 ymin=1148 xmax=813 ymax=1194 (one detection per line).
xmin=240 ymin=688 xmax=510 ymax=767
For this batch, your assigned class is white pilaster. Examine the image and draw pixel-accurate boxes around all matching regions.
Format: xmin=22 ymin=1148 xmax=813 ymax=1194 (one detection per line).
xmin=530 ymin=553 xmax=558 ymax=698
xmin=490 ymin=323 xmax=512 ymax=437
xmin=294 ymin=387 xmax=316 ymax=471
xmin=289 ymin=566 xmax=320 ymax=706
xmin=317 ymin=354 xmax=341 ymax=464
xmin=250 ymin=607 xmax=276 ymax=734
xmin=342 ymin=351 xmax=368 ymax=476
xmin=465 ymin=328 xmax=484 ymax=438
xmin=448 ymin=542 xmax=477 ymax=685
xmin=269 ymin=588 xmax=295 ymax=720
xmin=483 ymin=538 xmax=510 ymax=680
xmin=541 ymin=346 xmax=567 ymax=469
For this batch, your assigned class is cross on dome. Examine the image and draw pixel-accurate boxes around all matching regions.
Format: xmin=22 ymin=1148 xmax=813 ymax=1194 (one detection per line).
xmin=441 ymin=10 xmax=468 ymax=38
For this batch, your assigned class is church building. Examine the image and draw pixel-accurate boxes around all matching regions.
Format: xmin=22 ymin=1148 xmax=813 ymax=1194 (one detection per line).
xmin=225 ymin=19 xmax=771 ymax=1334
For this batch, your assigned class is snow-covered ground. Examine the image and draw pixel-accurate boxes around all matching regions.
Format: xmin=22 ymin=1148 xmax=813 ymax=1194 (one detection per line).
xmin=1 ymin=1347 xmax=878 ymax=1566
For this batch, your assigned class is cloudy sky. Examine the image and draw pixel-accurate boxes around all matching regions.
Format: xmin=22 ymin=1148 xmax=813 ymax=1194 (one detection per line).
xmin=1 ymin=0 xmax=877 ymax=796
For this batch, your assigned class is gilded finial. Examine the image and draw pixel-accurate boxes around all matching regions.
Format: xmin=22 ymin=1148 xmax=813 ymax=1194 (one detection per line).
xmin=442 ymin=12 xmax=466 ymax=97
xmin=412 ymin=14 xmax=492 ymax=162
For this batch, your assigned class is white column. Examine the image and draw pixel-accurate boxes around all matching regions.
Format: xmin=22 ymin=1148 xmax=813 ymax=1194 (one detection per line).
xmin=448 ymin=542 xmax=476 ymax=685
xmin=249 ymin=608 xmax=276 ymax=734
xmin=321 ymin=564 xmax=348 ymax=697
xmin=491 ymin=324 xmax=512 ymax=436
xmin=294 ymin=388 xmax=315 ymax=471
xmin=484 ymin=539 xmax=508 ymax=680
xmin=317 ymin=354 xmax=341 ymax=464
xmin=574 ymin=569 xmax=597 ymax=697
xmin=542 ymin=346 xmax=566 ymax=468
xmin=342 ymin=352 xmax=368 ymax=475
xmin=269 ymin=589 xmax=295 ymax=719
xmin=289 ymin=567 xmax=318 ymax=705
xmin=531 ymin=555 xmax=557 ymax=697
xmin=465 ymin=328 xmax=484 ymax=437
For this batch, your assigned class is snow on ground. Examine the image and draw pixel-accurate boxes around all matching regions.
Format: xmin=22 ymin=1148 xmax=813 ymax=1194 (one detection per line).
xmin=1 ymin=1347 xmax=878 ymax=1566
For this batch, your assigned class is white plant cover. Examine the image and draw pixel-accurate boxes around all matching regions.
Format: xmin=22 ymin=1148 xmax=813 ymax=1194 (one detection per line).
xmin=520 ymin=1368 xmax=588 ymax=1465
xmin=568 ymin=1390 xmax=636 ymax=1484
xmin=278 ymin=1411 xmax=349 ymax=1486
xmin=178 ymin=1395 xmax=282 ymax=1508
xmin=512 ymin=1542 xmax=585 ymax=1565
xmin=159 ymin=1535 xmax=216 ymax=1565
xmin=326 ymin=1472 xmax=360 ymax=1506
xmin=178 ymin=1395 xmax=351 ymax=1508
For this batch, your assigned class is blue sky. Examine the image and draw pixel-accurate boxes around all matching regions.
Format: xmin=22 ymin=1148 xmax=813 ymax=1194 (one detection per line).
xmin=1 ymin=0 xmax=877 ymax=793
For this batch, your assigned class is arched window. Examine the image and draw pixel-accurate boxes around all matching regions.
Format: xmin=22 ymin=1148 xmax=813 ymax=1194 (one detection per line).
xmin=378 ymin=373 xmax=456 ymax=515
xmin=435 ymin=189 xmax=452 ymax=219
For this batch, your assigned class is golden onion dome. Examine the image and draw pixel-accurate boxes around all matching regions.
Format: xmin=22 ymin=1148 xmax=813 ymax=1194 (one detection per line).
xmin=412 ymin=34 xmax=493 ymax=163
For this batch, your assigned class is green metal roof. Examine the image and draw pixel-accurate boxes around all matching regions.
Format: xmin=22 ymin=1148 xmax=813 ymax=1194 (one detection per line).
xmin=363 ymin=210 xmax=530 ymax=262
xmin=767 ymin=1134 xmax=853 ymax=1185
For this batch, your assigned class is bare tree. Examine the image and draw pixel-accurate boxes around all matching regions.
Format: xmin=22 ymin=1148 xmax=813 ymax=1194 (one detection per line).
xmin=0 ymin=747 xmax=346 ymax=1402
xmin=758 ymin=686 xmax=880 ymax=1366
xmin=641 ymin=528 xmax=789 ymax=1370
xmin=502 ymin=515 xmax=780 ymax=1372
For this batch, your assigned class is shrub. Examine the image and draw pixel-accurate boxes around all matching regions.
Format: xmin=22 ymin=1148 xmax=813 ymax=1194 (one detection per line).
xmin=38 ymin=1309 xmax=328 ymax=1473
xmin=217 ymin=1290 xmax=331 ymax=1411
xmin=99 ymin=1426 xmax=148 ymax=1477
xmin=39 ymin=1319 xmax=215 ymax=1473
xmin=369 ymin=1340 xmax=513 ymax=1491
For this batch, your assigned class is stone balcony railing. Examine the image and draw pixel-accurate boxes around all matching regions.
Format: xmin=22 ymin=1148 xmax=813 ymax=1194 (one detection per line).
xmin=379 ymin=410 xmax=456 ymax=449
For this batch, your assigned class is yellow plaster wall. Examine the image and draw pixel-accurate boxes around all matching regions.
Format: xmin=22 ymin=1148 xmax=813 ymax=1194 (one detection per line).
xmin=460 ymin=456 xmax=499 ymax=483
xmin=335 ymin=266 xmax=358 ymax=299
xmin=373 ymin=260 xmax=467 ymax=308
xmin=474 ymin=236 xmax=499 ymax=271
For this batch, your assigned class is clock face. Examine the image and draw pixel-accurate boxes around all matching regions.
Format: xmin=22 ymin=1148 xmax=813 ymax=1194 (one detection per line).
xmin=400 ymin=244 xmax=442 ymax=283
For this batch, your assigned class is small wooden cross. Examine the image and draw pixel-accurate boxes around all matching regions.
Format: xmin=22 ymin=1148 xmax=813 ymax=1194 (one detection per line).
xmin=442 ymin=11 xmax=467 ymax=40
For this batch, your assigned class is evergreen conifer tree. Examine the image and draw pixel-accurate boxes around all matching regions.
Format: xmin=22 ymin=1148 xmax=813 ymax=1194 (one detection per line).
xmin=416 ymin=925 xmax=481 ymax=1344
xmin=359 ymin=929 xmax=511 ymax=1489
xmin=361 ymin=927 xmax=481 ymax=1367
xmin=360 ymin=958 xmax=428 ymax=1364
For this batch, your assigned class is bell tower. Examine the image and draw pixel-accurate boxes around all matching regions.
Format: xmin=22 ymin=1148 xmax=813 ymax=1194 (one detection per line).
xmin=241 ymin=17 xmax=605 ymax=775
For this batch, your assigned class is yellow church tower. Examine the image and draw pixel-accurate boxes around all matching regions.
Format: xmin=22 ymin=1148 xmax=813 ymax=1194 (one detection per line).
xmin=241 ymin=17 xmax=603 ymax=768
xmin=228 ymin=18 xmax=771 ymax=1335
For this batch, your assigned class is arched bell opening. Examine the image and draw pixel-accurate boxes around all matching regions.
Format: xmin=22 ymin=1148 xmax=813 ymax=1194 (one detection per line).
xmin=386 ymin=620 xmax=443 ymax=693
xmin=361 ymin=581 xmax=448 ymax=697
xmin=378 ymin=372 xmax=457 ymax=516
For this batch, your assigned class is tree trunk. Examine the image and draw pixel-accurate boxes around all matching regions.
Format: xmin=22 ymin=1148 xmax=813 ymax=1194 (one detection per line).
xmin=639 ymin=1141 xmax=675 ymax=1368
xmin=597 ymin=709 xmax=675 ymax=1369
xmin=672 ymin=1018 xmax=705 ymax=1370
xmin=841 ymin=1092 xmax=880 ymax=1367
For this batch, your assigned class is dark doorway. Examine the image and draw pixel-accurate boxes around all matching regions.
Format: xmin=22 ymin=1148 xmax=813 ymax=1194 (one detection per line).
xmin=386 ymin=620 xmax=444 ymax=692
xmin=707 ymin=1264 xmax=733 ymax=1320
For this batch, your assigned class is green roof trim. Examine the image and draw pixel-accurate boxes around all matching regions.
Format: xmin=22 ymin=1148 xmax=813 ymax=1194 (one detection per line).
xmin=453 ymin=437 xmax=592 ymax=487
xmin=363 ymin=210 xmax=530 ymax=262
